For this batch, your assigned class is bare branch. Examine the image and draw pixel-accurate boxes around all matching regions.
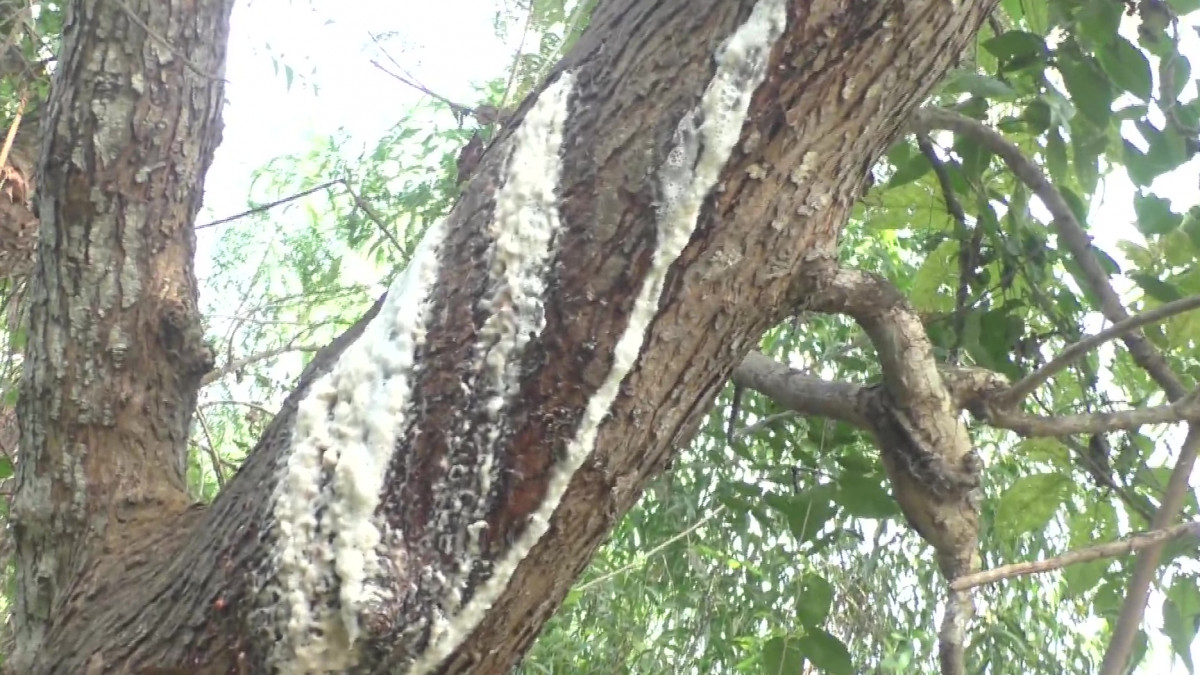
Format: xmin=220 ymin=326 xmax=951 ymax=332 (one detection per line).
xmin=951 ymin=520 xmax=1200 ymax=592
xmin=196 ymin=180 xmax=341 ymax=230
xmin=201 ymin=343 xmax=324 ymax=387
xmin=0 ymin=92 xmax=25 ymax=170
xmin=369 ymin=59 xmax=474 ymax=119
xmin=732 ymin=352 xmax=870 ymax=429
xmin=987 ymin=399 xmax=1200 ymax=437
xmin=731 ymin=410 xmax=799 ymax=440
xmin=574 ymin=505 xmax=726 ymax=593
xmin=1000 ymin=294 xmax=1200 ymax=406
xmin=341 ymin=178 xmax=406 ymax=255
xmin=193 ymin=409 xmax=225 ymax=489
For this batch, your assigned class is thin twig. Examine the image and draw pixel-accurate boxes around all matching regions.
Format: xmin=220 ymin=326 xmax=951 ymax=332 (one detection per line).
xmin=200 ymin=399 xmax=278 ymax=418
xmin=732 ymin=410 xmax=798 ymax=440
xmin=1000 ymin=294 xmax=1200 ymax=406
xmin=951 ymin=520 xmax=1200 ymax=591
xmin=196 ymin=180 xmax=341 ymax=230
xmin=200 ymin=343 xmax=322 ymax=386
xmin=341 ymin=178 xmax=406 ymax=255
xmin=575 ymin=505 xmax=726 ymax=592
xmin=369 ymin=60 xmax=473 ymax=117
xmin=193 ymin=409 xmax=225 ymax=489
xmin=498 ymin=3 xmax=537 ymax=114
xmin=916 ymin=132 xmax=975 ymax=365
xmin=0 ymin=92 xmax=25 ymax=170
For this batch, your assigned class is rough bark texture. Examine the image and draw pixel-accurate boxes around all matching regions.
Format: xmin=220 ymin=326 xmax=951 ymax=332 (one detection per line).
xmin=11 ymin=0 xmax=232 ymax=669
xmin=12 ymin=0 xmax=996 ymax=673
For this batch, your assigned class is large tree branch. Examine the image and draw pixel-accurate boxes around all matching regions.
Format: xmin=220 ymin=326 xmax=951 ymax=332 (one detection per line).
xmin=733 ymin=351 xmax=870 ymax=429
xmin=734 ymin=353 xmax=1200 ymax=439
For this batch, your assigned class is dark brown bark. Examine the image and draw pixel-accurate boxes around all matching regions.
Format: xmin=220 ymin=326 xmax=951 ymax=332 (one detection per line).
xmin=12 ymin=0 xmax=996 ymax=673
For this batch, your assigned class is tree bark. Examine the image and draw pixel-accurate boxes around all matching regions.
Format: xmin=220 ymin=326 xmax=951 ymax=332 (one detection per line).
xmin=12 ymin=0 xmax=996 ymax=672
xmin=12 ymin=0 xmax=231 ymax=669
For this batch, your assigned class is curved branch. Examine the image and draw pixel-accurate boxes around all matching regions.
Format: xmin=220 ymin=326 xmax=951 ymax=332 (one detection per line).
xmin=811 ymin=267 xmax=981 ymax=675
xmin=200 ymin=343 xmax=323 ymax=386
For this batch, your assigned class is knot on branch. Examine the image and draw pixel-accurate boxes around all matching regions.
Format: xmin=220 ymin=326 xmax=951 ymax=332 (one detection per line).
xmin=158 ymin=300 xmax=215 ymax=379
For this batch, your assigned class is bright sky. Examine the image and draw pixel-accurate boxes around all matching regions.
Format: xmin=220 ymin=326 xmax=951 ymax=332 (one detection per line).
xmin=195 ymin=1 xmax=1198 ymax=671
xmin=196 ymin=0 xmax=514 ymax=282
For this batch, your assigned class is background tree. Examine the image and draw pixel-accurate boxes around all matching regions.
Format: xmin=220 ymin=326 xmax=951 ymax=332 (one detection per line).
xmin=0 ymin=0 xmax=1198 ymax=674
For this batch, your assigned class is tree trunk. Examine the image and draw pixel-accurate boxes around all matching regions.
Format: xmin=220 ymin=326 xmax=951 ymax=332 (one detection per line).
xmin=12 ymin=0 xmax=995 ymax=672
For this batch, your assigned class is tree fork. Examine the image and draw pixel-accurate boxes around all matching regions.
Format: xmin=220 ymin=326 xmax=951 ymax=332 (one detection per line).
xmin=13 ymin=0 xmax=997 ymax=672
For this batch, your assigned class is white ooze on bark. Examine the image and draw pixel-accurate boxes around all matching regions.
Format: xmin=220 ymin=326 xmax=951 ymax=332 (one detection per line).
xmin=408 ymin=0 xmax=786 ymax=671
xmin=444 ymin=71 xmax=574 ymax=581
xmin=408 ymin=70 xmax=575 ymax=674
xmin=270 ymin=219 xmax=446 ymax=673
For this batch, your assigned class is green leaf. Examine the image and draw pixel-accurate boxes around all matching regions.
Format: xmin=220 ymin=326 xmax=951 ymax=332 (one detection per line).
xmin=910 ymin=240 xmax=959 ymax=313
xmin=955 ymin=134 xmax=993 ymax=182
xmin=1096 ymin=36 xmax=1153 ymax=100
xmin=1163 ymin=576 xmax=1200 ymax=672
xmin=1167 ymin=0 xmax=1200 ymax=13
xmin=1123 ymin=140 xmax=1157 ymax=186
xmin=1016 ymin=437 xmax=1071 ymax=468
xmin=1137 ymin=122 xmax=1192 ymax=178
xmin=795 ymin=630 xmax=854 ymax=675
xmin=941 ymin=72 xmax=1019 ymax=100
xmin=1130 ymin=273 xmax=1184 ymax=303
xmin=1057 ymin=50 xmax=1113 ymax=127
xmin=1075 ymin=0 xmax=1123 ymax=45
xmin=984 ymin=31 xmax=1049 ymax=61
xmin=1070 ymin=116 xmax=1107 ymax=192
xmin=796 ymin=575 xmax=834 ymax=629
xmin=1160 ymin=52 xmax=1192 ymax=101
xmin=1182 ymin=206 xmax=1200 ymax=249
xmin=1023 ymin=99 xmax=1053 ymax=133
xmin=1042 ymin=88 xmax=1076 ymax=127
xmin=994 ymin=473 xmax=1073 ymax=540
xmin=1133 ymin=193 xmax=1184 ymax=235
xmin=1001 ymin=0 xmax=1024 ymax=22
xmin=762 ymin=634 xmax=806 ymax=675
xmin=772 ymin=487 xmax=837 ymax=545
xmin=887 ymin=152 xmax=934 ymax=187
xmin=0 ymin=457 xmax=12 ymax=480
xmin=1060 ymin=186 xmax=1090 ymax=225
xmin=836 ymin=472 xmax=899 ymax=519
xmin=1063 ymin=501 xmax=1117 ymax=598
